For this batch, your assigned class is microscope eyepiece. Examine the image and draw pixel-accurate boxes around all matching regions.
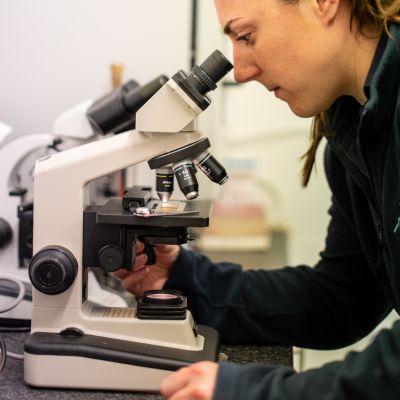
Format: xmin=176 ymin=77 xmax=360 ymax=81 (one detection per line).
xmin=172 ymin=50 xmax=233 ymax=110
xmin=198 ymin=50 xmax=233 ymax=86
xmin=186 ymin=50 xmax=233 ymax=96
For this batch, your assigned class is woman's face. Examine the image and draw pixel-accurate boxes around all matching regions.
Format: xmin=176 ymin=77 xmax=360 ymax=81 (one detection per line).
xmin=214 ymin=0 xmax=352 ymax=117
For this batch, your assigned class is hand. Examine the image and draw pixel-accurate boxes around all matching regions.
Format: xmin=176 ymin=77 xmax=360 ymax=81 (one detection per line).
xmin=114 ymin=242 xmax=180 ymax=297
xmin=161 ymin=362 xmax=218 ymax=400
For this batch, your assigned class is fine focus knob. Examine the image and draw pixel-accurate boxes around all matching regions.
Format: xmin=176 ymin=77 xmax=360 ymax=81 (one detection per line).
xmin=0 ymin=218 xmax=12 ymax=249
xmin=29 ymin=245 xmax=78 ymax=295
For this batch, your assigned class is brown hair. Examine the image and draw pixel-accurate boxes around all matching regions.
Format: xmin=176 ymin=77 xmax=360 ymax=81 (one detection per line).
xmin=300 ymin=0 xmax=400 ymax=187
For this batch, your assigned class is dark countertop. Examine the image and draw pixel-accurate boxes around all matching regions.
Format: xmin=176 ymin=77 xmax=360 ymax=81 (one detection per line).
xmin=0 ymin=331 xmax=292 ymax=400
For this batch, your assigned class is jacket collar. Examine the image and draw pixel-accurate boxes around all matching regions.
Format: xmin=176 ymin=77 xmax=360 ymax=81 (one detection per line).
xmin=327 ymin=23 xmax=400 ymax=139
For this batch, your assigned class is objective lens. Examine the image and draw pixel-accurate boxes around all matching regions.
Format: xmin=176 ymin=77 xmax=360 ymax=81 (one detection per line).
xmin=194 ymin=151 xmax=229 ymax=185
xmin=172 ymin=159 xmax=199 ymax=200
xmin=156 ymin=166 xmax=174 ymax=204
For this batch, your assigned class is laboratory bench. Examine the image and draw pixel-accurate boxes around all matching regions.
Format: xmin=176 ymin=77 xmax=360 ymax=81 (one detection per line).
xmin=197 ymin=229 xmax=288 ymax=270
xmin=0 ymin=330 xmax=292 ymax=400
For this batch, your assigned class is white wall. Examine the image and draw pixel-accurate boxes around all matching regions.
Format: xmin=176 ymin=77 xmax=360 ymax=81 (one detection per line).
xmin=0 ymin=0 xmax=192 ymax=137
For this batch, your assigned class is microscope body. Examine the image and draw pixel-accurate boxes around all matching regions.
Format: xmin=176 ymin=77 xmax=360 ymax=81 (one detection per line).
xmin=24 ymin=50 xmax=233 ymax=391
xmin=24 ymin=130 xmax=217 ymax=391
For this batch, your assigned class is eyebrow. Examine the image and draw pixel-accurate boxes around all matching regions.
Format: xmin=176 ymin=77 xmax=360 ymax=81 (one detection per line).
xmin=223 ymin=18 xmax=241 ymax=35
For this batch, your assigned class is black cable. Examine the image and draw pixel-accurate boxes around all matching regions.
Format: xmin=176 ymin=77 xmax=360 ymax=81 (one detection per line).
xmin=0 ymin=335 xmax=6 ymax=372
xmin=0 ymin=326 xmax=30 ymax=332
xmin=0 ymin=276 xmax=27 ymax=372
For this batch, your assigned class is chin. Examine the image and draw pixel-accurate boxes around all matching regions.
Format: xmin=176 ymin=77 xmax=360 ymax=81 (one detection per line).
xmin=287 ymin=101 xmax=322 ymax=118
xmin=288 ymin=104 xmax=314 ymax=118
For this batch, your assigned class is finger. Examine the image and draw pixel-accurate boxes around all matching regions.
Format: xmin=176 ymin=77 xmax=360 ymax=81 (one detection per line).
xmin=120 ymin=268 xmax=149 ymax=291
xmin=113 ymin=270 xmax=130 ymax=280
xmin=156 ymin=244 xmax=176 ymax=254
xmin=169 ymin=385 xmax=210 ymax=400
xmin=135 ymin=241 xmax=145 ymax=254
xmin=161 ymin=368 xmax=190 ymax=399
xmin=113 ymin=255 xmax=146 ymax=279
xmin=133 ymin=253 xmax=148 ymax=269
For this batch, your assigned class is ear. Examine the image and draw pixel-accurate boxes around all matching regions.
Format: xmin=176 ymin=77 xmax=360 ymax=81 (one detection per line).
xmin=313 ymin=0 xmax=341 ymax=25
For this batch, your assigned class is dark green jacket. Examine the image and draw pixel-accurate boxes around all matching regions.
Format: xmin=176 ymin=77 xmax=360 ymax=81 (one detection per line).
xmin=165 ymin=23 xmax=400 ymax=399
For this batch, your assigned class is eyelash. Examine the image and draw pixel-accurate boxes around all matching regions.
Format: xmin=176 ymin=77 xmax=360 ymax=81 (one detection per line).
xmin=236 ymin=33 xmax=251 ymax=45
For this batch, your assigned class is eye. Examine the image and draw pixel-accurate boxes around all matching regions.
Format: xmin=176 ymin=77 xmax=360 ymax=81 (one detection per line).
xmin=235 ymin=33 xmax=252 ymax=45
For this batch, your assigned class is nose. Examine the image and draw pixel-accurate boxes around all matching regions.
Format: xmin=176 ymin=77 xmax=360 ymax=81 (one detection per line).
xmin=233 ymin=49 xmax=260 ymax=83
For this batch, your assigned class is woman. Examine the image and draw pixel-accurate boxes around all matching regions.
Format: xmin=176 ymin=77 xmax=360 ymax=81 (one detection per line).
xmin=116 ymin=0 xmax=400 ymax=398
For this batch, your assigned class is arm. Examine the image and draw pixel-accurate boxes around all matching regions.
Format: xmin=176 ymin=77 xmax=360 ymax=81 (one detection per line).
xmin=213 ymin=319 xmax=400 ymax=399
xmin=165 ymin=144 xmax=391 ymax=348
xmin=161 ymin=319 xmax=400 ymax=400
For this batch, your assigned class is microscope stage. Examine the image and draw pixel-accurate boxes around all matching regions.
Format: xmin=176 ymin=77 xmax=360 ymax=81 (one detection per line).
xmin=88 ymin=198 xmax=211 ymax=228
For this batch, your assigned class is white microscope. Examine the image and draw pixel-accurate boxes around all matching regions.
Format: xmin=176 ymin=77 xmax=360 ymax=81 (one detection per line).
xmin=24 ymin=50 xmax=232 ymax=391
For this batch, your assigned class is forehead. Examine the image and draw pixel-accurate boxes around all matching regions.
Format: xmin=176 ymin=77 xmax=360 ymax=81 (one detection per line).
xmin=214 ymin=0 xmax=265 ymax=26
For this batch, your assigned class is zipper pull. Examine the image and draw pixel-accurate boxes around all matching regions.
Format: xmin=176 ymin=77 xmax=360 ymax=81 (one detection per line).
xmin=376 ymin=220 xmax=383 ymax=242
xmin=393 ymin=217 xmax=400 ymax=234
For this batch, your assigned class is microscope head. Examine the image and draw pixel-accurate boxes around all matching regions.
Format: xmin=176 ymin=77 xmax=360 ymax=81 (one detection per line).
xmin=137 ymin=50 xmax=233 ymax=202
xmin=136 ymin=50 xmax=232 ymax=133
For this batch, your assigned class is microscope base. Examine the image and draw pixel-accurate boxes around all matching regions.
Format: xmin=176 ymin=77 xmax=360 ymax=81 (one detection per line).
xmin=24 ymin=325 xmax=219 ymax=391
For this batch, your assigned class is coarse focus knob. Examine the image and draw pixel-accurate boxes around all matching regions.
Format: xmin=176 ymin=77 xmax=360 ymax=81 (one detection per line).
xmin=29 ymin=245 xmax=78 ymax=295
xmin=0 ymin=218 xmax=12 ymax=249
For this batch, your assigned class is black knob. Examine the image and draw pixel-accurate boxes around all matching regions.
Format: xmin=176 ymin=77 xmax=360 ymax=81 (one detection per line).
xmin=29 ymin=245 xmax=78 ymax=295
xmin=0 ymin=218 xmax=12 ymax=249
xmin=98 ymin=245 xmax=125 ymax=272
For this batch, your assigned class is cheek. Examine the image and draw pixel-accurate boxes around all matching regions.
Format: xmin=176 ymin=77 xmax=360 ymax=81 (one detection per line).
xmin=253 ymin=34 xmax=302 ymax=77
